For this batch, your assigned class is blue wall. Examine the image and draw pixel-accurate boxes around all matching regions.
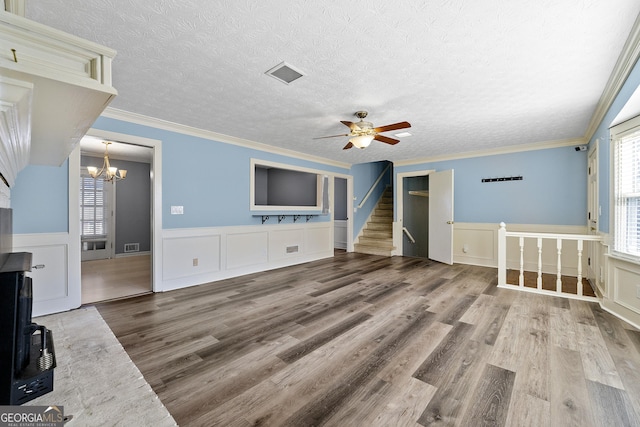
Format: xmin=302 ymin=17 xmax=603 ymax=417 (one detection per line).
xmin=11 ymin=117 xmax=359 ymax=232
xmin=395 ymin=146 xmax=587 ymax=226
xmin=12 ymin=160 xmax=69 ymax=234
xmin=589 ymin=59 xmax=640 ymax=233
xmin=12 ymin=113 xmax=599 ymax=236
xmin=350 ymin=161 xmax=392 ymax=238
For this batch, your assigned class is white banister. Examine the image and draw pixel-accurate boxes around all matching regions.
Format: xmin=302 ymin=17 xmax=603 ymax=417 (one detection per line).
xmin=498 ymin=222 xmax=507 ymax=286
xmin=496 ymin=223 xmax=602 ymax=302
xmin=577 ymin=240 xmax=584 ymax=297
xmin=537 ymin=237 xmax=543 ymax=290
xmin=358 ymin=163 xmax=391 ymax=209
xmin=518 ymin=236 xmax=524 ymax=287
xmin=556 ymin=238 xmax=562 ymax=293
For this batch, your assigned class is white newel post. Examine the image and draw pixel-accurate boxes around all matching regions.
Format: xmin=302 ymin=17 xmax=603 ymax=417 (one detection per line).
xmin=498 ymin=222 xmax=506 ymax=286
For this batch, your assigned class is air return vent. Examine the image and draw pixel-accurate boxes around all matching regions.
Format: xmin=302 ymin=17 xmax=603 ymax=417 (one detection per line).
xmin=124 ymin=243 xmax=139 ymax=253
xmin=265 ymin=62 xmax=305 ymax=85
xmin=286 ymin=245 xmax=299 ymax=254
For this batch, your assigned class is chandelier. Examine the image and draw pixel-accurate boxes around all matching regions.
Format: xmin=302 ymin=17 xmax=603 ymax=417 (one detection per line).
xmin=87 ymin=141 xmax=127 ymax=181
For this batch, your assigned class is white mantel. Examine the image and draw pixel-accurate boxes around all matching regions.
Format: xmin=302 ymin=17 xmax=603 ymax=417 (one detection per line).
xmin=0 ymin=10 xmax=117 ymax=180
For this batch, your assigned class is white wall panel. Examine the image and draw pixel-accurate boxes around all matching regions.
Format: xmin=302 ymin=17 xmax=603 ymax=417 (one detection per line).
xmin=453 ymin=222 xmax=588 ymax=274
xmin=159 ymin=223 xmax=333 ymax=292
xmin=305 ymin=224 xmax=332 ymax=255
xmin=612 ymin=259 xmax=640 ymax=314
xmin=162 ymin=233 xmax=221 ymax=281
xmin=334 ymin=220 xmax=347 ymax=249
xmin=453 ymin=224 xmax=495 ymax=267
xmin=268 ymin=228 xmax=304 ymax=261
xmin=226 ymin=231 xmax=268 ymax=269
xmin=14 ymin=233 xmax=75 ymax=317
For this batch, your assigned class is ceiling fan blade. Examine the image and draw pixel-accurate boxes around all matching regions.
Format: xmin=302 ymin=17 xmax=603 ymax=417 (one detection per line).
xmin=373 ymin=121 xmax=411 ymax=133
xmin=341 ymin=120 xmax=361 ymax=131
xmin=374 ymin=134 xmax=400 ymax=145
xmin=343 ymin=142 xmax=354 ymax=150
xmin=313 ymin=133 xmax=350 ymax=140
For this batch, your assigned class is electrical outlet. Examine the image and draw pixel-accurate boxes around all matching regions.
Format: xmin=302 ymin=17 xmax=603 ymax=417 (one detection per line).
xmin=171 ymin=206 xmax=184 ymax=215
xmin=193 ymin=258 xmax=198 ymax=267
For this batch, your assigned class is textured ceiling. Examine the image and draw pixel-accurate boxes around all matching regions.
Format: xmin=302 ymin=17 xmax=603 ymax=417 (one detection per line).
xmin=24 ymin=0 xmax=640 ymax=165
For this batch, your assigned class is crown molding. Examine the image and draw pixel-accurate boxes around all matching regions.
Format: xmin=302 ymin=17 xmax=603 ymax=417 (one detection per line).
xmin=100 ymin=107 xmax=351 ymax=170
xmin=584 ymin=12 xmax=640 ymax=141
xmin=393 ymin=137 xmax=587 ymax=167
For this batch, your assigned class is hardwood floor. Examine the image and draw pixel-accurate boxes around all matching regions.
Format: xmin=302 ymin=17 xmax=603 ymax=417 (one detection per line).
xmin=95 ymin=252 xmax=640 ymax=426
xmin=81 ymin=254 xmax=151 ymax=304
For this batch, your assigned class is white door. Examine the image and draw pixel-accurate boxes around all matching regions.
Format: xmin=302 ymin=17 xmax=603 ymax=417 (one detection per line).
xmin=429 ymin=169 xmax=454 ymax=264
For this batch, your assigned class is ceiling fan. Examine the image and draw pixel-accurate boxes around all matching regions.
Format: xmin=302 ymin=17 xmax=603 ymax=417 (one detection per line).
xmin=314 ymin=111 xmax=411 ymax=150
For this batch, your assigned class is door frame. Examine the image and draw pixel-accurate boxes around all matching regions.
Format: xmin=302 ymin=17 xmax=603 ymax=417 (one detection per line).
xmin=394 ymin=169 xmax=435 ymax=255
xmin=331 ymin=173 xmax=354 ymax=252
xmin=70 ymin=128 xmax=162 ymax=293
xmin=587 ymin=139 xmax=600 ymax=291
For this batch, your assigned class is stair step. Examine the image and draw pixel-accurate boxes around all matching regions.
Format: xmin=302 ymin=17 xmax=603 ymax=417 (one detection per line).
xmin=367 ymin=223 xmax=392 ymax=232
xmin=370 ymin=215 xmax=392 ymax=223
xmin=358 ymin=236 xmax=394 ymax=247
xmin=354 ymin=243 xmax=395 ymax=257
xmin=363 ymin=229 xmax=392 ymax=238
xmin=375 ymin=207 xmax=393 ymax=215
xmin=354 ymin=186 xmax=394 ymax=257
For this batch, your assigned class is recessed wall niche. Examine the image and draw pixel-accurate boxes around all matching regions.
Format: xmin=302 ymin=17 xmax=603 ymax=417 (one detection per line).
xmin=250 ymin=159 xmax=325 ymax=212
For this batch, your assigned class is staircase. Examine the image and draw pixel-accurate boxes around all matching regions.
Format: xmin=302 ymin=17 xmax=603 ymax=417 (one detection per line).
xmin=354 ymin=187 xmax=395 ymax=256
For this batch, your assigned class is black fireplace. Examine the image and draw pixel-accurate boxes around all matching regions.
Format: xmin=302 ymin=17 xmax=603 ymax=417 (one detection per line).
xmin=0 ymin=208 xmax=56 ymax=405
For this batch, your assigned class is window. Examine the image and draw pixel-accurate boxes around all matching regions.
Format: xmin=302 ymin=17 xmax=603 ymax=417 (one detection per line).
xmin=80 ymin=175 xmax=107 ymax=238
xmin=613 ymin=116 xmax=640 ymax=258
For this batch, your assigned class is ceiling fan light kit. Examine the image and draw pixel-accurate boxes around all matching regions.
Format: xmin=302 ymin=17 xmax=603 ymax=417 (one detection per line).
xmin=314 ymin=111 xmax=411 ymax=150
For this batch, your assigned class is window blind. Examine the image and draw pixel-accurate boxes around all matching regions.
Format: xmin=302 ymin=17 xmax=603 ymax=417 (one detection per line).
xmin=80 ymin=175 xmax=106 ymax=237
xmin=614 ymin=128 xmax=640 ymax=257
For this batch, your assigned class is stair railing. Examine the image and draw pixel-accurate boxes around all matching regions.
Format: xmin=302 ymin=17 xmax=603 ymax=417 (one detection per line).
xmin=402 ymin=227 xmax=416 ymax=243
xmin=358 ymin=163 xmax=391 ymax=209
xmin=497 ymin=222 xmax=602 ymax=301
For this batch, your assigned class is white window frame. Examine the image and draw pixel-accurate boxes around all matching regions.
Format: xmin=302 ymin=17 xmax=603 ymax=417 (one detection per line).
xmin=611 ymin=114 xmax=640 ymax=262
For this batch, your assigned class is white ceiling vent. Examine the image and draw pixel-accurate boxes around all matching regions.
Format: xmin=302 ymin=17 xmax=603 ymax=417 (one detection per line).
xmin=265 ymin=62 xmax=305 ymax=85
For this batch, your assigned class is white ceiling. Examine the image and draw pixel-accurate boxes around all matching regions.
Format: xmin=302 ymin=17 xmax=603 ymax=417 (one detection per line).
xmin=24 ymin=1 xmax=640 ymax=165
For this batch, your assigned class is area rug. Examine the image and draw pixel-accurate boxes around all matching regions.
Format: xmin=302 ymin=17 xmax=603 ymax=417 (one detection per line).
xmin=26 ymin=306 xmax=176 ymax=426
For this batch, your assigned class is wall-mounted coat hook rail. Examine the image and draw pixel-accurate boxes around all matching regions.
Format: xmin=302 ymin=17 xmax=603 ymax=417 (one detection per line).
xmin=481 ymin=176 xmax=523 ymax=183
xmin=261 ymin=215 xmax=270 ymax=224
xmin=278 ymin=215 xmax=286 ymax=223
xmin=306 ymin=215 xmax=313 ymax=222
xmin=293 ymin=215 xmax=301 ymax=223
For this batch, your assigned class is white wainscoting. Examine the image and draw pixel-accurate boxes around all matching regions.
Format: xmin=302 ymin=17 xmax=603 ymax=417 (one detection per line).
xmin=161 ymin=222 xmax=334 ymax=292
xmin=14 ymin=232 xmax=79 ymax=317
xmin=453 ymin=222 xmax=589 ymax=276
xmin=334 ymin=220 xmax=347 ymax=249
xmin=603 ymin=256 xmax=640 ymax=329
